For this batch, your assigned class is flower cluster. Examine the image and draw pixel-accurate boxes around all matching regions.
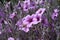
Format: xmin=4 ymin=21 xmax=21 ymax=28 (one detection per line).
xmin=16 ymin=7 xmax=59 ymax=32
xmin=22 ymin=0 xmax=42 ymax=12
xmin=16 ymin=8 xmax=46 ymax=32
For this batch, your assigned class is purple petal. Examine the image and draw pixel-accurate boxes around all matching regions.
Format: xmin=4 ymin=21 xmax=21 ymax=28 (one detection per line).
xmin=36 ymin=8 xmax=46 ymax=15
xmin=19 ymin=27 xmax=29 ymax=32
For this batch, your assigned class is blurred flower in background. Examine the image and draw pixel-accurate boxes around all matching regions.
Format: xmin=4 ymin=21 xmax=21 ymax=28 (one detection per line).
xmin=51 ymin=9 xmax=59 ymax=20
xmin=41 ymin=15 xmax=49 ymax=27
xmin=33 ymin=14 xmax=42 ymax=24
xmin=23 ymin=0 xmax=30 ymax=12
xmin=8 ymin=37 xmax=15 ymax=40
xmin=0 ymin=0 xmax=60 ymax=40
xmin=9 ymin=11 xmax=17 ymax=19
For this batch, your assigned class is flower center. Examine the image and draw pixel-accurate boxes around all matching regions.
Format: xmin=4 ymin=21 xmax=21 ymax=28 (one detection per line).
xmin=28 ymin=18 xmax=33 ymax=23
xmin=39 ymin=10 xmax=42 ymax=13
xmin=36 ymin=16 xmax=40 ymax=21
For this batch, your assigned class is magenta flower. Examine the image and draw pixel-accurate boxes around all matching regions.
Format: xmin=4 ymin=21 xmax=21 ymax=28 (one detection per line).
xmin=23 ymin=14 xmax=37 ymax=27
xmin=8 ymin=37 xmax=15 ymax=40
xmin=51 ymin=13 xmax=58 ymax=20
xmin=51 ymin=9 xmax=59 ymax=20
xmin=23 ymin=1 xmax=30 ymax=12
xmin=29 ymin=1 xmax=37 ymax=9
xmin=16 ymin=14 xmax=42 ymax=32
xmin=35 ymin=8 xmax=46 ymax=15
